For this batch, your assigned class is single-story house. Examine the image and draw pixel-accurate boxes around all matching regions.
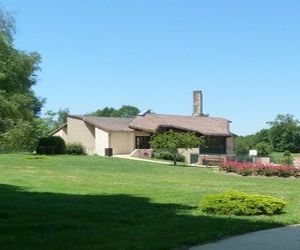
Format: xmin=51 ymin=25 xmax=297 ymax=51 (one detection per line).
xmin=51 ymin=91 xmax=234 ymax=164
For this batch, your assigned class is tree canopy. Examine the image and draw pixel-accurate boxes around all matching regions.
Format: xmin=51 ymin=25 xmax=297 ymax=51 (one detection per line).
xmin=150 ymin=131 xmax=203 ymax=165
xmin=44 ymin=108 xmax=70 ymax=132
xmin=89 ymin=105 xmax=140 ymax=118
xmin=0 ymin=7 xmax=43 ymax=151
xmin=267 ymin=114 xmax=300 ymax=153
xmin=236 ymin=114 xmax=300 ymax=156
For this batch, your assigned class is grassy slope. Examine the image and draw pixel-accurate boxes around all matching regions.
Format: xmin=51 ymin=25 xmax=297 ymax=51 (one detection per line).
xmin=270 ymin=152 xmax=300 ymax=163
xmin=0 ymin=154 xmax=299 ymax=250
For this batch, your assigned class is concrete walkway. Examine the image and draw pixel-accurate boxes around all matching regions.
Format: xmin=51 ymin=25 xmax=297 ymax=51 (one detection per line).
xmin=190 ymin=225 xmax=300 ymax=250
xmin=113 ymin=154 xmax=171 ymax=165
xmin=113 ymin=154 xmax=203 ymax=167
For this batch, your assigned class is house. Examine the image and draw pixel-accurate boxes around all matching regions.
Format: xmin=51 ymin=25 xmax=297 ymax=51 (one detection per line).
xmin=51 ymin=91 xmax=234 ymax=164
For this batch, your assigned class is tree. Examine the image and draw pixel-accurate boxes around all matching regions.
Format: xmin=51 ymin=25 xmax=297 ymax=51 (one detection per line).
xmin=90 ymin=107 xmax=116 ymax=117
xmin=255 ymin=129 xmax=270 ymax=144
xmin=255 ymin=142 xmax=273 ymax=157
xmin=115 ymin=105 xmax=140 ymax=118
xmin=279 ymin=150 xmax=293 ymax=165
xmin=267 ymin=114 xmax=300 ymax=153
xmin=235 ymin=114 xmax=300 ymax=156
xmin=0 ymin=6 xmax=43 ymax=151
xmin=43 ymin=108 xmax=69 ymax=132
xmin=235 ymin=129 xmax=273 ymax=156
xmin=235 ymin=135 xmax=257 ymax=156
xmin=0 ymin=118 xmax=49 ymax=152
xmin=150 ymin=131 xmax=203 ymax=166
xmin=89 ymin=105 xmax=140 ymax=118
xmin=57 ymin=108 xmax=69 ymax=125
xmin=0 ymin=8 xmax=15 ymax=43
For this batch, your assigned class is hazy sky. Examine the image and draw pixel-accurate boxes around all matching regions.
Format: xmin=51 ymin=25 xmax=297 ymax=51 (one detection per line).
xmin=2 ymin=0 xmax=300 ymax=135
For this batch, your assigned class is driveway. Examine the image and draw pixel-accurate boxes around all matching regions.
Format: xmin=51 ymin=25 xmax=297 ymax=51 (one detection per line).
xmin=190 ymin=225 xmax=300 ymax=250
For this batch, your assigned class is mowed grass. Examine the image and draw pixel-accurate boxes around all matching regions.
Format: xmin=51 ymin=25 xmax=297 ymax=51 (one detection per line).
xmin=0 ymin=154 xmax=299 ymax=250
xmin=270 ymin=152 xmax=300 ymax=163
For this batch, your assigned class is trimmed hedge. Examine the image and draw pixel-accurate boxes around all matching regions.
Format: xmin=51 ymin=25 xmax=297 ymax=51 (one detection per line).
xmin=66 ymin=143 xmax=86 ymax=155
xmin=36 ymin=136 xmax=66 ymax=155
xmin=201 ymin=190 xmax=286 ymax=216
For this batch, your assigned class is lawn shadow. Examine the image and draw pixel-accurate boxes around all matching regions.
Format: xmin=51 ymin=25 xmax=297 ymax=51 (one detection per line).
xmin=0 ymin=184 xmax=284 ymax=250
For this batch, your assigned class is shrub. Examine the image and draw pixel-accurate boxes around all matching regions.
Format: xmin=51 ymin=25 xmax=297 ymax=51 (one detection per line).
xmin=255 ymin=142 xmax=273 ymax=157
xmin=220 ymin=161 xmax=300 ymax=178
xmin=279 ymin=151 xmax=293 ymax=166
xmin=36 ymin=136 xmax=66 ymax=155
xmin=66 ymin=143 xmax=86 ymax=155
xmin=201 ymin=190 xmax=286 ymax=216
xmin=153 ymin=149 xmax=185 ymax=162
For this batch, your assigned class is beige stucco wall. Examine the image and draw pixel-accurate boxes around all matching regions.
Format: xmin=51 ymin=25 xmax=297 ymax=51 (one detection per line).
xmin=178 ymin=148 xmax=199 ymax=164
xmin=294 ymin=157 xmax=300 ymax=167
xmin=95 ymin=128 xmax=110 ymax=156
xmin=108 ymin=130 xmax=152 ymax=155
xmin=67 ymin=117 xmax=95 ymax=154
xmin=130 ymin=149 xmax=153 ymax=158
xmin=110 ymin=132 xmax=135 ymax=155
xmin=255 ymin=157 xmax=271 ymax=165
xmin=52 ymin=121 xmax=152 ymax=156
xmin=95 ymin=130 xmax=152 ymax=156
xmin=53 ymin=126 xmax=68 ymax=143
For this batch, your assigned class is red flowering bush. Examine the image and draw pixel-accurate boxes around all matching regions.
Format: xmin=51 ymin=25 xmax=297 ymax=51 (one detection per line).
xmin=220 ymin=161 xmax=300 ymax=178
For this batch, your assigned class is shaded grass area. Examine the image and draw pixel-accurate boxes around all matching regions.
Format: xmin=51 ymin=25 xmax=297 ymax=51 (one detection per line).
xmin=0 ymin=154 xmax=299 ymax=249
xmin=0 ymin=184 xmax=284 ymax=250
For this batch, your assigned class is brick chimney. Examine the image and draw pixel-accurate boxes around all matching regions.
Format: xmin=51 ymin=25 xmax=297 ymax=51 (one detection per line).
xmin=192 ymin=90 xmax=203 ymax=116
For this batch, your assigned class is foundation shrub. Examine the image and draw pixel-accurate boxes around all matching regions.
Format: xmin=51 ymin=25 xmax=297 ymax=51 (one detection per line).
xmin=66 ymin=143 xmax=86 ymax=155
xmin=153 ymin=149 xmax=185 ymax=162
xmin=201 ymin=190 xmax=286 ymax=216
xmin=36 ymin=136 xmax=66 ymax=155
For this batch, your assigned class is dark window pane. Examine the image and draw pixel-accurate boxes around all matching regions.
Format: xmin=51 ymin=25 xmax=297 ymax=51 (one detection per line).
xmin=200 ymin=136 xmax=226 ymax=154
xmin=135 ymin=136 xmax=150 ymax=149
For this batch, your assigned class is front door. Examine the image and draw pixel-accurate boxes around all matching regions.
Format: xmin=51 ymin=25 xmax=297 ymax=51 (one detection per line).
xmin=135 ymin=136 xmax=151 ymax=149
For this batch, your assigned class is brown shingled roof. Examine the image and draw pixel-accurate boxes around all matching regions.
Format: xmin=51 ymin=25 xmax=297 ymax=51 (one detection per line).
xmin=129 ymin=113 xmax=232 ymax=136
xmin=69 ymin=115 xmax=134 ymax=132
xmin=67 ymin=113 xmax=232 ymax=136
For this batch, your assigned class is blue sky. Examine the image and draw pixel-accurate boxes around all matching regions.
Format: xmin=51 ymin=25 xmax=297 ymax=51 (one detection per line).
xmin=1 ymin=0 xmax=300 ymax=135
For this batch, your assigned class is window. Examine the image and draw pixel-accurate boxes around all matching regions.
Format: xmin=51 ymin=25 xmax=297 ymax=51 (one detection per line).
xmin=200 ymin=136 xmax=226 ymax=154
xmin=135 ymin=136 xmax=151 ymax=149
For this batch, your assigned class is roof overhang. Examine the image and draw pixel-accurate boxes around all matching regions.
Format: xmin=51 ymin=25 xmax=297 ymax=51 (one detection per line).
xmin=49 ymin=123 xmax=67 ymax=136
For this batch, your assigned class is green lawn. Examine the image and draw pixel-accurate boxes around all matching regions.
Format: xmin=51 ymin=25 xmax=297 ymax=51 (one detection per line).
xmin=0 ymin=154 xmax=299 ymax=250
xmin=270 ymin=152 xmax=300 ymax=163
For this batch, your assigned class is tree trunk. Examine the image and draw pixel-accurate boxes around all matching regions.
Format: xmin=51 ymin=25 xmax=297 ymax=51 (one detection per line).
xmin=173 ymin=153 xmax=177 ymax=166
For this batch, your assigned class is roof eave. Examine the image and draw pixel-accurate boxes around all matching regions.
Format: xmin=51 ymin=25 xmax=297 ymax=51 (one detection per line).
xmin=129 ymin=125 xmax=156 ymax=133
xmin=49 ymin=123 xmax=67 ymax=136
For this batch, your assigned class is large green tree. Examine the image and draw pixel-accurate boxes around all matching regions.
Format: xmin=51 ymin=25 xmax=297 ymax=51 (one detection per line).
xmin=1 ymin=119 xmax=49 ymax=152
xmin=235 ymin=134 xmax=257 ymax=156
xmin=267 ymin=114 xmax=300 ymax=153
xmin=235 ymin=114 xmax=300 ymax=156
xmin=89 ymin=105 xmax=140 ymax=118
xmin=150 ymin=131 xmax=203 ymax=166
xmin=43 ymin=108 xmax=70 ymax=132
xmin=0 ymin=7 xmax=43 ymax=151
xmin=235 ymin=129 xmax=273 ymax=156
